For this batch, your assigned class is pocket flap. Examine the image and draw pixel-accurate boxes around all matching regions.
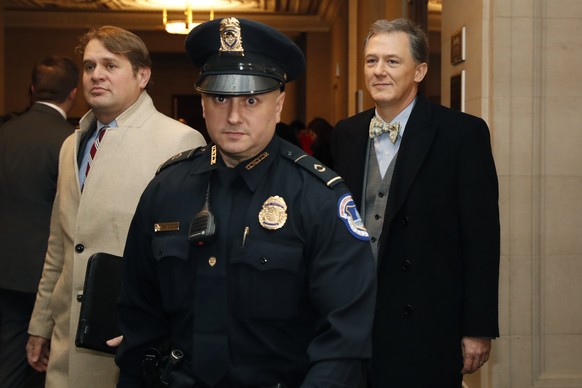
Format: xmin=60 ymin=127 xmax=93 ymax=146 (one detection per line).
xmin=230 ymin=238 xmax=302 ymax=273
xmin=152 ymin=234 xmax=189 ymax=262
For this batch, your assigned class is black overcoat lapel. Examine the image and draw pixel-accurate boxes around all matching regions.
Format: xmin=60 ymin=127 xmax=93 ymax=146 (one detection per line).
xmin=339 ymin=109 xmax=375 ymax=207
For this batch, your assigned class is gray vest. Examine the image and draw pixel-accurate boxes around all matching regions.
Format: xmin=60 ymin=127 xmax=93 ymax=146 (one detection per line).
xmin=363 ymin=142 xmax=397 ymax=262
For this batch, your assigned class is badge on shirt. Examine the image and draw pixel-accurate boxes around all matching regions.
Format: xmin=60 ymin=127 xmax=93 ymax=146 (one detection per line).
xmin=258 ymin=195 xmax=287 ymax=230
xmin=338 ymin=194 xmax=370 ymax=241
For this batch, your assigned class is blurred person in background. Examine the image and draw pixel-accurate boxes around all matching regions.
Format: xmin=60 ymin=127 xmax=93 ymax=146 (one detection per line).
xmin=0 ymin=55 xmax=79 ymax=388
xmin=308 ymin=117 xmax=334 ymax=168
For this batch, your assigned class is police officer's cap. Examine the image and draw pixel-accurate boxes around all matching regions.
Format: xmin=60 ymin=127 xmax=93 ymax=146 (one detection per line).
xmin=185 ymin=17 xmax=305 ymax=95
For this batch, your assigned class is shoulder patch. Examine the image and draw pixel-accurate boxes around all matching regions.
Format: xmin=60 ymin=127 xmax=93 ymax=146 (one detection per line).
xmin=282 ymin=148 xmax=343 ymax=188
xmin=338 ymin=194 xmax=370 ymax=241
xmin=156 ymin=146 xmax=204 ymax=175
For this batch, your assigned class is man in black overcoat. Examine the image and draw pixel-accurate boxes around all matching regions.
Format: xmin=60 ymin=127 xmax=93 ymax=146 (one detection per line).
xmin=332 ymin=19 xmax=500 ymax=387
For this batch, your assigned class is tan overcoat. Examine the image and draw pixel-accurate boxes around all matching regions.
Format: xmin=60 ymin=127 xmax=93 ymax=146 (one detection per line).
xmin=28 ymin=92 xmax=206 ymax=388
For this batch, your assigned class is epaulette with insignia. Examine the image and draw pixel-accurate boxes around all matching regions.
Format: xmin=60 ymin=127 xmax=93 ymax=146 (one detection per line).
xmin=281 ymin=147 xmax=343 ymax=188
xmin=156 ymin=146 xmax=205 ymax=175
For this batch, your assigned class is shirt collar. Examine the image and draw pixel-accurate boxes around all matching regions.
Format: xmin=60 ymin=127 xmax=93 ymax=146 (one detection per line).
xmin=374 ymin=96 xmax=417 ymax=139
xmin=36 ymin=101 xmax=67 ymax=120
xmin=234 ymin=136 xmax=278 ymax=192
xmin=195 ymin=137 xmax=278 ymax=193
xmin=97 ymin=119 xmax=118 ymax=130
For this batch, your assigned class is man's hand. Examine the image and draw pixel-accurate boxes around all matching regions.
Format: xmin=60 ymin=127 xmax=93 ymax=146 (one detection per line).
xmin=461 ymin=336 xmax=491 ymax=374
xmin=26 ymin=335 xmax=51 ymax=372
xmin=106 ymin=335 xmax=123 ymax=347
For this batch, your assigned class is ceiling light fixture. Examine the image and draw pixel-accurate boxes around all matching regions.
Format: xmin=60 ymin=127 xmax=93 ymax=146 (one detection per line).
xmin=163 ymin=4 xmax=214 ymax=35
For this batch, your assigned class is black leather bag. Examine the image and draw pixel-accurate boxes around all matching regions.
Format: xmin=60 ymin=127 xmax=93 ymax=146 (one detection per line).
xmin=75 ymin=252 xmax=123 ymax=354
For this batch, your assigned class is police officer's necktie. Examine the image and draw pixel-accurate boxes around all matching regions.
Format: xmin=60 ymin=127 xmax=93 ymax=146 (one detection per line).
xmin=191 ymin=168 xmax=235 ymax=386
xmin=369 ymin=115 xmax=400 ymax=143
xmin=82 ymin=126 xmax=107 ymax=190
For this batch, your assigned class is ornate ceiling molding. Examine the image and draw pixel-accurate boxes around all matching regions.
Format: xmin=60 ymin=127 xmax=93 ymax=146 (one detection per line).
xmin=4 ymin=0 xmax=339 ymax=31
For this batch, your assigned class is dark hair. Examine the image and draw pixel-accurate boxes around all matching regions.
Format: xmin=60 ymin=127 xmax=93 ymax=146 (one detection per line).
xmin=289 ymin=119 xmax=305 ymax=132
xmin=364 ymin=18 xmax=429 ymax=65
xmin=76 ymin=25 xmax=152 ymax=75
xmin=276 ymin=122 xmax=300 ymax=146
xmin=31 ymin=55 xmax=79 ymax=103
xmin=308 ymin=117 xmax=333 ymax=145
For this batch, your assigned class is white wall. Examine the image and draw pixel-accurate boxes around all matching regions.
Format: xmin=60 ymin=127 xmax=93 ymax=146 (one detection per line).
xmin=442 ymin=0 xmax=582 ymax=386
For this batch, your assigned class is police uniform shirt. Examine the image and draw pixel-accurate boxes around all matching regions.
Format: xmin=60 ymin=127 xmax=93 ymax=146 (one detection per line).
xmin=116 ymin=136 xmax=377 ymax=387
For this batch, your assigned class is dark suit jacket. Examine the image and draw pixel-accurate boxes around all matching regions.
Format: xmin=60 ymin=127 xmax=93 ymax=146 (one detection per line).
xmin=332 ymin=95 xmax=500 ymax=387
xmin=0 ymin=103 xmax=74 ymax=293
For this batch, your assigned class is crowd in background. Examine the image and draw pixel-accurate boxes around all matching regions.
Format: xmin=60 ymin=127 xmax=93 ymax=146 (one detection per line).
xmin=276 ymin=117 xmax=334 ymax=168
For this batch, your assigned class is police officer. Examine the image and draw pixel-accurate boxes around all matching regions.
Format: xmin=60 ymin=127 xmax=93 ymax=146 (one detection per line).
xmin=116 ymin=17 xmax=376 ymax=388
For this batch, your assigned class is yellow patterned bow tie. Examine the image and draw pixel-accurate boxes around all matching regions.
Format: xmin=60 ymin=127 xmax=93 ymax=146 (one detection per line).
xmin=369 ymin=116 xmax=401 ymax=143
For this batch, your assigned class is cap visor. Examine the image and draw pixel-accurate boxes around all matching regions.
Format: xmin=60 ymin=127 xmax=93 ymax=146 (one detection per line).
xmin=196 ymin=74 xmax=282 ymax=95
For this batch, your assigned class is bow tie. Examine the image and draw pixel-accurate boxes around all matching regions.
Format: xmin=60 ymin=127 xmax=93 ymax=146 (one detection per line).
xmin=369 ymin=116 xmax=401 ymax=143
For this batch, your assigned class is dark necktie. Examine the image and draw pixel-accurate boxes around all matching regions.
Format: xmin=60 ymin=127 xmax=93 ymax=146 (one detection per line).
xmin=191 ymin=168 xmax=236 ymax=386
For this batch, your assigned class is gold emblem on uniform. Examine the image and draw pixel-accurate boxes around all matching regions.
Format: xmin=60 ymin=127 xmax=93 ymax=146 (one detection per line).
xmin=210 ymin=144 xmax=217 ymax=165
xmin=208 ymin=256 xmax=217 ymax=267
xmin=258 ymin=196 xmax=287 ymax=230
xmin=219 ymin=17 xmax=244 ymax=55
xmin=245 ymin=152 xmax=269 ymax=170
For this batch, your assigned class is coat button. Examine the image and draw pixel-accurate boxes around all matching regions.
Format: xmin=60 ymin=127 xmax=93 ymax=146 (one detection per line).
xmin=403 ymin=304 xmax=413 ymax=315
xmin=259 ymin=256 xmax=268 ymax=264
xmin=374 ymin=214 xmax=381 ymax=220
xmin=371 ymin=237 xmax=377 ymax=242
xmin=401 ymin=259 xmax=412 ymax=271
xmin=75 ymin=244 xmax=84 ymax=253
xmin=401 ymin=216 xmax=409 ymax=225
xmin=378 ymin=192 xmax=385 ymax=198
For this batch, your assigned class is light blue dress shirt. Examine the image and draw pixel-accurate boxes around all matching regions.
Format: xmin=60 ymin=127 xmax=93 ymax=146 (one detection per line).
xmin=373 ymin=98 xmax=416 ymax=178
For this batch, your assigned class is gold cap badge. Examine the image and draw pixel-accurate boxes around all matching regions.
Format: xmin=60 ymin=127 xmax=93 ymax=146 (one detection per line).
xmin=258 ymin=196 xmax=287 ymax=230
xmin=219 ymin=17 xmax=244 ymax=55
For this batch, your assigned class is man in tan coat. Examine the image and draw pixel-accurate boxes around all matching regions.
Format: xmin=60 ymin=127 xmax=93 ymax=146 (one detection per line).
xmin=25 ymin=26 xmax=206 ymax=387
